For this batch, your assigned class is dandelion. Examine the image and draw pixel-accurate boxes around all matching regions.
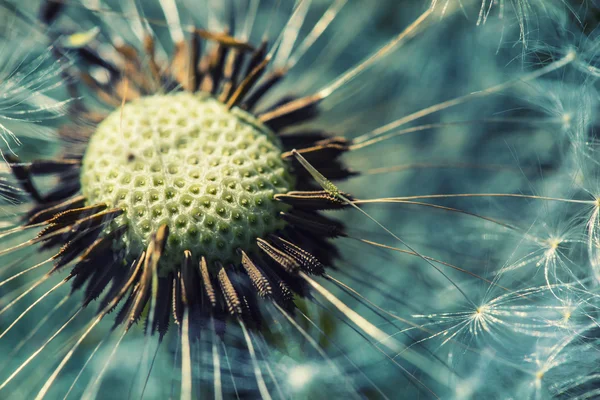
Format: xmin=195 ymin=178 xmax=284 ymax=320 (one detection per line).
xmin=1 ymin=0 xmax=600 ymax=399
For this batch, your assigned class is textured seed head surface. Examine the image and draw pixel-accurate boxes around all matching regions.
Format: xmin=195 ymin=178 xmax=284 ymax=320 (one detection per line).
xmin=80 ymin=92 xmax=294 ymax=268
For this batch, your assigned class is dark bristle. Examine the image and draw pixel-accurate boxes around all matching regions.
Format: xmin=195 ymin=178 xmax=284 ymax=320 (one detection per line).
xmin=109 ymin=252 xmax=146 ymax=329
xmin=6 ymin=155 xmax=42 ymax=202
xmin=240 ymin=295 xmax=257 ymax=326
xmin=217 ymin=265 xmax=243 ymax=316
xmin=199 ymin=256 xmax=217 ymax=308
xmin=97 ymin=265 xmax=128 ymax=313
xmin=234 ymin=273 xmax=263 ymax=329
xmin=243 ymin=42 xmax=268 ymax=80
xmin=69 ymin=209 xmax=124 ymax=233
xmin=207 ymin=40 xmax=228 ymax=94
xmin=226 ymin=56 xmax=270 ymax=109
xmin=80 ymin=73 xmax=122 ymax=107
xmin=113 ymin=289 xmax=138 ymax=330
xmin=36 ymin=206 xmax=115 ymax=240
xmin=230 ymin=46 xmax=248 ymax=91
xmin=68 ymin=251 xmax=114 ymax=294
xmin=285 ymin=228 xmax=341 ymax=267
xmin=245 ymin=252 xmax=295 ymax=308
xmin=54 ymin=225 xmax=127 ymax=275
xmin=274 ymin=190 xmax=349 ymax=210
xmin=50 ymin=225 xmax=105 ymax=273
xmin=181 ymin=250 xmax=201 ymax=306
xmin=242 ymin=70 xmax=285 ymax=111
xmin=256 ymin=238 xmax=300 ymax=274
xmin=269 ymin=235 xmax=326 ymax=276
xmin=266 ymin=267 xmax=296 ymax=307
xmin=194 ymin=29 xmax=254 ymax=51
xmin=280 ymin=210 xmax=346 ymax=238
xmin=82 ymin=262 xmax=120 ymax=307
xmin=26 ymin=195 xmax=86 ymax=225
xmin=219 ymin=49 xmax=242 ymax=101
xmin=126 ymin=273 xmax=151 ymax=330
xmin=47 ymin=204 xmax=109 ymax=226
xmin=188 ymin=32 xmax=201 ymax=92
xmin=126 ymin=225 xmax=169 ymax=330
xmin=72 ymin=46 xmax=120 ymax=79
xmin=152 ymin=275 xmax=173 ymax=338
xmin=172 ymin=271 xmax=183 ymax=325
xmin=258 ymin=94 xmax=321 ymax=130
xmin=143 ymin=35 xmax=162 ymax=87
xmin=278 ymin=130 xmax=330 ymax=148
xmin=240 ymin=250 xmax=273 ymax=298
xmin=282 ymin=138 xmax=349 ymax=163
xmin=40 ymin=181 xmax=81 ymax=204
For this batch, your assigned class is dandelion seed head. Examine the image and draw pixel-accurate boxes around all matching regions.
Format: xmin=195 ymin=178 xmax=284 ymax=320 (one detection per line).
xmin=80 ymin=91 xmax=293 ymax=266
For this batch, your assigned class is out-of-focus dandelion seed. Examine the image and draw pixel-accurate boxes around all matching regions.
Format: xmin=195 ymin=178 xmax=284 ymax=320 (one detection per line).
xmin=411 ymin=284 xmax=596 ymax=352
xmin=0 ymin=28 xmax=71 ymax=157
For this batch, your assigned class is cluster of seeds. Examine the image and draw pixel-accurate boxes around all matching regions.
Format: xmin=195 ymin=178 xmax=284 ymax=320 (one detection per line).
xmin=80 ymin=92 xmax=294 ymax=267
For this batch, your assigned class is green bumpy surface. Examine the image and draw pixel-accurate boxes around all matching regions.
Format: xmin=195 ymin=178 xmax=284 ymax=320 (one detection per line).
xmin=80 ymin=92 xmax=294 ymax=267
